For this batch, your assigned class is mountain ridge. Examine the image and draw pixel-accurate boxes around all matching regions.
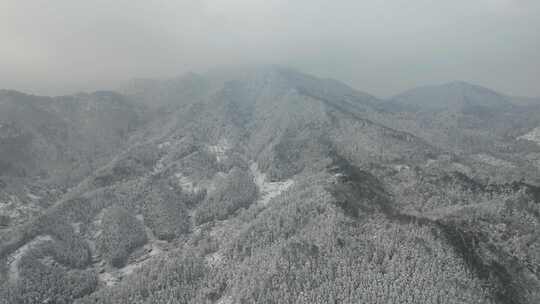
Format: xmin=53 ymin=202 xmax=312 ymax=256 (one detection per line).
xmin=1 ymin=66 xmax=539 ymax=304
xmin=388 ymin=81 xmax=513 ymax=111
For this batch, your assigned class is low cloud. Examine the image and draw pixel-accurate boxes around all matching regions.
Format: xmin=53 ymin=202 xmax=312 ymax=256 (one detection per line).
xmin=1 ymin=0 xmax=539 ymax=97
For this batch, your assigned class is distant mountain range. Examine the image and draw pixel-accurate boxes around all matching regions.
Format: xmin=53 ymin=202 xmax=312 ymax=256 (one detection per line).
xmin=1 ymin=66 xmax=539 ymax=304
xmin=387 ymin=80 xmax=538 ymax=111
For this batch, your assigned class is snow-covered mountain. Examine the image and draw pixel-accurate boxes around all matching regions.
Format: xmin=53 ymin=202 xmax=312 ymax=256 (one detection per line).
xmin=1 ymin=67 xmax=539 ymax=304
xmin=389 ymin=81 xmax=512 ymax=111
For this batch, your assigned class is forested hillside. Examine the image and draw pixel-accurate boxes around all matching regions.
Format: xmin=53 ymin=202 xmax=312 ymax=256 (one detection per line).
xmin=1 ymin=66 xmax=539 ymax=304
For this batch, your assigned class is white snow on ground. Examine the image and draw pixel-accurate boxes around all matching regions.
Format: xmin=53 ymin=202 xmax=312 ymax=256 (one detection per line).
xmin=118 ymin=241 xmax=164 ymax=277
xmin=0 ymin=195 xmax=42 ymax=226
xmin=157 ymin=141 xmax=171 ymax=149
xmin=518 ymin=127 xmax=540 ymax=145
xmin=250 ymin=162 xmax=293 ymax=205
xmin=205 ymin=251 xmax=224 ymax=268
xmin=216 ymin=295 xmax=234 ymax=304
xmin=202 ymin=212 xmax=242 ymax=269
xmin=26 ymin=193 xmax=42 ymax=200
xmin=422 ymin=200 xmax=506 ymax=221
xmin=71 ymin=222 xmax=81 ymax=234
xmin=207 ymin=139 xmax=231 ymax=162
xmin=7 ymin=235 xmax=53 ymax=282
xmin=152 ymin=155 xmax=166 ymax=174
xmin=450 ymin=162 xmax=473 ymax=176
xmin=99 ymin=272 xmax=118 ymax=287
xmin=473 ymin=154 xmax=514 ymax=168
xmin=98 ymin=214 xmax=166 ymax=287
xmin=204 ymin=172 xmax=226 ymax=195
xmin=174 ymin=172 xmax=199 ymax=193
xmin=92 ymin=211 xmax=104 ymax=239
xmin=393 ymin=164 xmax=410 ymax=172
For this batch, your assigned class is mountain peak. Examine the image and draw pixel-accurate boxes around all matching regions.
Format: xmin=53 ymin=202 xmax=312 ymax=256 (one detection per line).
xmin=391 ymin=81 xmax=511 ymax=111
xmin=122 ymin=65 xmax=378 ymax=108
xmin=446 ymin=80 xmax=475 ymax=86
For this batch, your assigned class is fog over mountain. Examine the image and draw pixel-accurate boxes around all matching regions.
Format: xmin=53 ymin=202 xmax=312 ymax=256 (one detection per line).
xmin=1 ymin=65 xmax=540 ymax=304
xmin=1 ymin=1 xmax=540 ymax=304
xmin=390 ymin=81 xmax=512 ymax=111
xmin=1 ymin=1 xmax=540 ymax=97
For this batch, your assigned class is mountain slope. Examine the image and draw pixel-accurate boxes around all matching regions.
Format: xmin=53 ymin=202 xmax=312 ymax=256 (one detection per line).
xmin=0 ymin=90 xmax=144 ymax=227
xmin=389 ymin=81 xmax=512 ymax=111
xmin=1 ymin=67 xmax=539 ymax=304
xmin=371 ymin=82 xmax=540 ymax=184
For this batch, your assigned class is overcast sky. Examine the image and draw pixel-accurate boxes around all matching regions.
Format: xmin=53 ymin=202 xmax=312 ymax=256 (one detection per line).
xmin=1 ymin=0 xmax=539 ymax=97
